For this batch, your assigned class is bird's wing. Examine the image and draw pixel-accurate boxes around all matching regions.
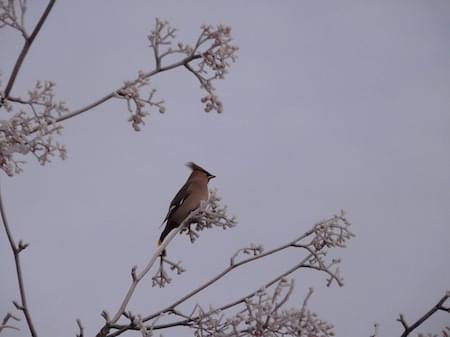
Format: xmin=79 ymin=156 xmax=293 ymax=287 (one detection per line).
xmin=160 ymin=182 xmax=191 ymax=226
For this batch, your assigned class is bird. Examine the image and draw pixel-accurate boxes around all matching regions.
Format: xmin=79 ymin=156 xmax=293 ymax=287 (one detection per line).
xmin=158 ymin=162 xmax=215 ymax=255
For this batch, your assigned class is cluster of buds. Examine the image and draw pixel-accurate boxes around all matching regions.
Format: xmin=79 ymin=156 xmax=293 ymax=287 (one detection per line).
xmin=292 ymin=211 xmax=354 ymax=287
xmin=200 ymin=93 xmax=223 ymax=113
xmin=0 ymin=80 xmax=68 ymax=176
xmin=151 ymin=256 xmax=185 ymax=288
xmin=180 ymin=188 xmax=237 ymax=243
xmin=310 ymin=210 xmax=353 ymax=250
xmin=230 ymin=244 xmax=264 ymax=266
xmin=191 ymin=280 xmax=335 ymax=337
xmin=147 ymin=18 xmax=177 ymax=67
xmin=146 ymin=19 xmax=238 ymax=114
xmin=0 ymin=0 xmax=28 ymax=38
xmin=199 ymin=24 xmax=238 ymax=80
xmin=1 ymin=17 xmax=238 ymax=173
xmin=191 ymin=24 xmax=239 ymax=113
xmin=116 ymin=72 xmax=165 ymax=132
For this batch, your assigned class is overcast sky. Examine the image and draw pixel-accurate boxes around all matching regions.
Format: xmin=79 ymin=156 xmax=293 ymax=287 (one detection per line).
xmin=1 ymin=1 xmax=450 ymax=337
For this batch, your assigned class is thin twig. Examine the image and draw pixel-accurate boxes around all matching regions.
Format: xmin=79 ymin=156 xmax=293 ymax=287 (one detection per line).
xmin=263 ymin=279 xmax=294 ymax=328
xmin=0 ymin=312 xmax=21 ymax=334
xmin=271 ymin=279 xmax=295 ymax=315
xmin=184 ymin=63 xmax=208 ymax=88
xmin=0 ymin=324 xmax=19 ymax=332
xmin=2 ymin=0 xmax=56 ymax=102
xmin=75 ymin=318 xmax=84 ymax=337
xmin=0 ymin=181 xmax=38 ymax=337
xmin=301 ymin=287 xmax=314 ymax=311
xmin=369 ymin=323 xmax=379 ymax=337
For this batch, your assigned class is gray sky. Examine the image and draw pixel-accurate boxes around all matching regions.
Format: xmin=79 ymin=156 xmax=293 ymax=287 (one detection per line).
xmin=1 ymin=1 xmax=450 ymax=336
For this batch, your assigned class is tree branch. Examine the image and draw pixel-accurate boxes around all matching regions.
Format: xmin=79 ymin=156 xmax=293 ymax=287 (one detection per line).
xmin=2 ymin=0 xmax=56 ymax=102
xmin=75 ymin=318 xmax=84 ymax=337
xmin=0 ymin=312 xmax=20 ymax=334
xmin=144 ymin=229 xmax=315 ymax=320
xmin=107 ymin=213 xmax=352 ymax=337
xmin=0 ymin=181 xmax=38 ymax=337
xmin=398 ymin=292 xmax=450 ymax=337
xmin=112 ymin=249 xmax=339 ymax=337
xmin=369 ymin=323 xmax=379 ymax=337
xmin=52 ymin=54 xmax=201 ymax=126
xmin=108 ymin=255 xmax=313 ymax=336
xmin=1 ymin=20 xmax=237 ymax=176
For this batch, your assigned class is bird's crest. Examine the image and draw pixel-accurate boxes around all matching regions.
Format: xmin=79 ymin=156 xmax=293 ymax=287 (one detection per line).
xmin=186 ymin=162 xmax=215 ymax=179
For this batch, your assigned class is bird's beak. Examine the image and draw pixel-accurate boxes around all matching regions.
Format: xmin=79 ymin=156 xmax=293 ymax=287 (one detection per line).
xmin=209 ymin=175 xmax=216 ymax=180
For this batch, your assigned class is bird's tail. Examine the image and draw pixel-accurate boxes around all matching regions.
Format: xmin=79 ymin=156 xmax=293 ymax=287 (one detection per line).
xmin=159 ymin=226 xmax=171 ymax=245
xmin=157 ymin=228 xmax=171 ymax=257
xmin=158 ymin=222 xmax=175 ymax=257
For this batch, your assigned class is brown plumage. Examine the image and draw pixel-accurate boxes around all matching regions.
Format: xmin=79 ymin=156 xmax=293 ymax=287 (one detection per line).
xmin=158 ymin=162 xmax=215 ymax=255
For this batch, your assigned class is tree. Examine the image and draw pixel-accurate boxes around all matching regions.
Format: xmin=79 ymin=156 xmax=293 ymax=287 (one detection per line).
xmin=0 ymin=2 xmax=448 ymax=337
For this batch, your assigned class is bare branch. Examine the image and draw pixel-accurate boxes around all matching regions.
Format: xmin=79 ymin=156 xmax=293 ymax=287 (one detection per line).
xmin=0 ymin=312 xmax=21 ymax=334
xmin=75 ymin=319 xmax=84 ymax=337
xmin=398 ymin=292 xmax=450 ymax=337
xmin=1 ymin=52 xmax=200 ymax=176
xmin=1 ymin=0 xmax=56 ymax=101
xmin=107 ymin=211 xmax=353 ymax=337
xmin=230 ymin=244 xmax=264 ymax=266
xmin=146 ymin=232 xmax=315 ymax=322
xmin=301 ymin=287 xmax=314 ymax=311
xmin=369 ymin=323 xmax=379 ymax=337
xmin=0 ymin=181 xmax=38 ymax=337
xmin=53 ymin=20 xmax=238 ymax=125
xmin=0 ymin=324 xmax=19 ymax=332
xmin=1 ymin=18 xmax=238 ymax=176
xmin=0 ymin=0 xmax=66 ymax=177
xmin=398 ymin=313 xmax=408 ymax=330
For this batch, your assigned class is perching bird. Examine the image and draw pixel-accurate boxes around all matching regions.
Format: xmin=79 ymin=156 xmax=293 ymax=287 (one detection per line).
xmin=158 ymin=162 xmax=215 ymax=255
